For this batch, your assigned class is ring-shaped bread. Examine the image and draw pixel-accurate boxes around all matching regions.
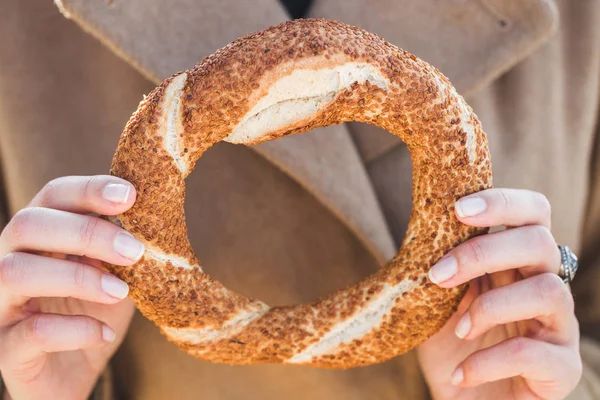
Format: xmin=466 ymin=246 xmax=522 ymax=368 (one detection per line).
xmin=109 ymin=18 xmax=493 ymax=369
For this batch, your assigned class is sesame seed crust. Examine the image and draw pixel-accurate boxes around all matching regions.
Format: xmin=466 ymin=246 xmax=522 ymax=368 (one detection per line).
xmin=108 ymin=18 xmax=492 ymax=369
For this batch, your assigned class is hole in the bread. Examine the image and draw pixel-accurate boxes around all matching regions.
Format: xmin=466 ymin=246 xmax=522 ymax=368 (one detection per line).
xmin=184 ymin=140 xmax=383 ymax=306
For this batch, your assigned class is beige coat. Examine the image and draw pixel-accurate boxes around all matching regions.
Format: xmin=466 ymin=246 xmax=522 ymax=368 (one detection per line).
xmin=1 ymin=0 xmax=600 ymax=398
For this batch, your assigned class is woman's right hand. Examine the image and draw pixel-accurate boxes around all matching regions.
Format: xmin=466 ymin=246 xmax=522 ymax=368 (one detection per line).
xmin=0 ymin=176 xmax=143 ymax=400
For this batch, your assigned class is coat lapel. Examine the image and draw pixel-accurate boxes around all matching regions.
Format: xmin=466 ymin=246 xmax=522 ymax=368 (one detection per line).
xmin=54 ymin=0 xmax=557 ymax=263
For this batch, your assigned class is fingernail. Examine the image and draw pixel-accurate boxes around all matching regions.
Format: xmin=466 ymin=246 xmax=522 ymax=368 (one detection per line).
xmin=455 ymin=197 xmax=487 ymax=218
xmin=102 ymin=324 xmax=116 ymax=342
xmin=101 ymin=274 xmax=129 ymax=299
xmin=103 ymin=183 xmax=131 ymax=204
xmin=113 ymin=231 xmax=145 ymax=261
xmin=429 ymin=256 xmax=458 ymax=284
xmin=451 ymin=367 xmax=464 ymax=386
xmin=455 ymin=312 xmax=471 ymax=339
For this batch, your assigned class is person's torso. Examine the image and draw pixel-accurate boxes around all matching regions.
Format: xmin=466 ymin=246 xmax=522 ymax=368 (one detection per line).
xmin=0 ymin=1 xmax=598 ymax=399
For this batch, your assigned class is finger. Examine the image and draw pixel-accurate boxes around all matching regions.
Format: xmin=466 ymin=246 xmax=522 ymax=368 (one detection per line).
xmin=454 ymin=273 xmax=575 ymax=344
xmin=454 ymin=188 xmax=552 ymax=229
xmin=0 ymin=253 xmax=128 ymax=320
xmin=0 ymin=207 xmax=144 ymax=265
xmin=429 ymin=225 xmax=560 ymax=287
xmin=452 ymin=337 xmax=582 ymax=396
xmin=1 ymin=314 xmax=115 ymax=364
xmin=28 ymin=175 xmax=136 ymax=215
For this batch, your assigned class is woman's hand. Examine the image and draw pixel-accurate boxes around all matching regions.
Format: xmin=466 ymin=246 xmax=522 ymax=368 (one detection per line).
xmin=0 ymin=176 xmax=142 ymax=400
xmin=418 ymin=188 xmax=582 ymax=400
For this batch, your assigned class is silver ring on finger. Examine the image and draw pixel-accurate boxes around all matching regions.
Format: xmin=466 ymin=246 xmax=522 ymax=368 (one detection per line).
xmin=558 ymin=245 xmax=578 ymax=284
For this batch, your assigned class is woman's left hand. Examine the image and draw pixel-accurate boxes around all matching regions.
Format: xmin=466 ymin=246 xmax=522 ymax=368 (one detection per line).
xmin=418 ymin=188 xmax=582 ymax=400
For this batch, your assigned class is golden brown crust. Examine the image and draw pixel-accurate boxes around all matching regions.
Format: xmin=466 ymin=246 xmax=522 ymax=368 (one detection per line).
xmin=108 ymin=18 xmax=493 ymax=369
